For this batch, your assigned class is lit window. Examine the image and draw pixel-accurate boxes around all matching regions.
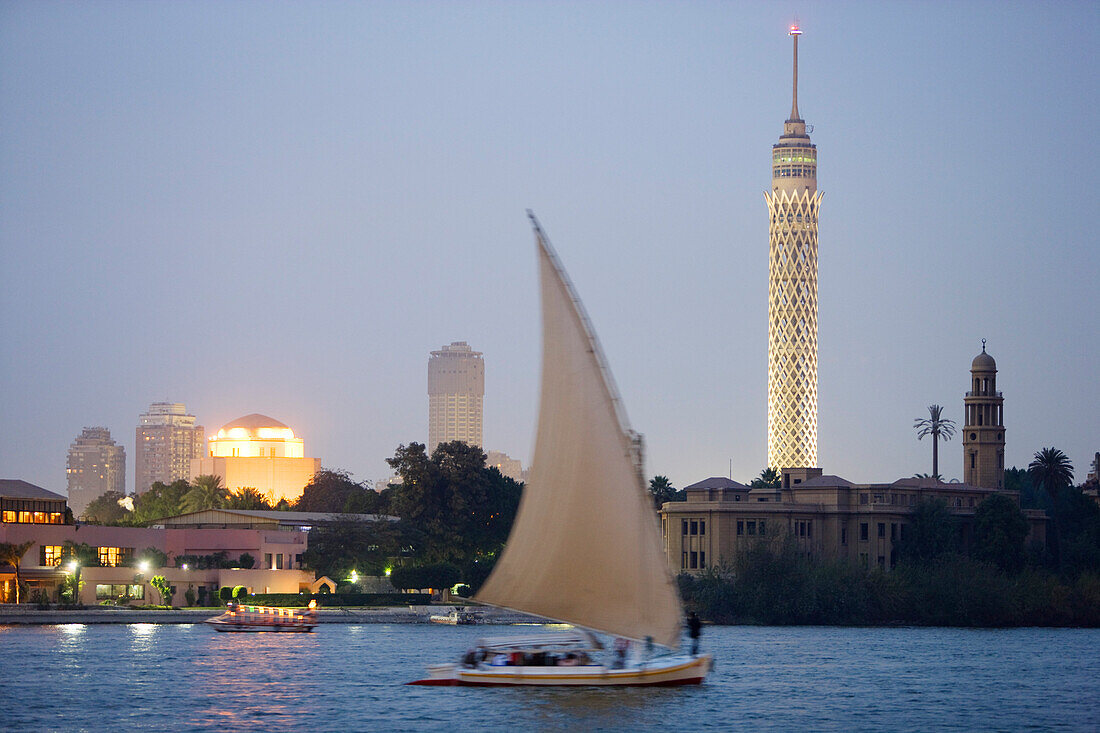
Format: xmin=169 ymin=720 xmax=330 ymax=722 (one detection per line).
xmin=1 ymin=510 xmax=15 ymax=523
xmin=41 ymin=545 xmax=64 ymax=566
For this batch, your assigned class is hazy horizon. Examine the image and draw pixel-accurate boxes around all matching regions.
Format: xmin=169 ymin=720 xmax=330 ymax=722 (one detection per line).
xmin=2 ymin=2 xmax=1097 ymax=494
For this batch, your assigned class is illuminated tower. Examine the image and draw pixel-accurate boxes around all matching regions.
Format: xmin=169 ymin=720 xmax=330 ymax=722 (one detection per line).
xmin=963 ymin=341 xmax=1005 ymax=489
xmin=428 ymin=341 xmax=484 ymax=453
xmin=765 ymin=24 xmax=822 ymax=471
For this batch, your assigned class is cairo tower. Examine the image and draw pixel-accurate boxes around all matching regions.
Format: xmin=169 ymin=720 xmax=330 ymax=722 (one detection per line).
xmin=765 ymin=25 xmax=822 ymax=470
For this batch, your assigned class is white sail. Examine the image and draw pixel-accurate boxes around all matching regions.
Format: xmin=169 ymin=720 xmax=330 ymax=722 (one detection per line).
xmin=475 ymin=214 xmax=683 ymax=650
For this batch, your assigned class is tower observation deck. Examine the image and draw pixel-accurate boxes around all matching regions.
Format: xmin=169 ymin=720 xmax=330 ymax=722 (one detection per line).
xmin=765 ymin=24 xmax=822 ymax=470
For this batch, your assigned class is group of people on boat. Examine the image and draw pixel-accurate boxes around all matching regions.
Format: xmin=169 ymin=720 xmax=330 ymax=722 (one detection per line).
xmin=461 ymin=648 xmax=594 ymax=669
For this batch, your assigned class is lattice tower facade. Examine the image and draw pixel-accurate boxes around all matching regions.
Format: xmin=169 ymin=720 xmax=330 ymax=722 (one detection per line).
xmin=765 ymin=25 xmax=822 ymax=470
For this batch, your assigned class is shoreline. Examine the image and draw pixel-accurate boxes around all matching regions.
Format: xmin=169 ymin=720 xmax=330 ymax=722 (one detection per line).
xmin=0 ymin=606 xmax=545 ymax=625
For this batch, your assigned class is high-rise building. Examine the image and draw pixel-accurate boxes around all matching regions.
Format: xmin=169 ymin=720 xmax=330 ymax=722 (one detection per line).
xmin=963 ymin=341 xmax=1005 ymax=489
xmin=66 ymin=427 xmax=125 ymax=517
xmin=428 ymin=341 xmax=484 ymax=454
xmin=766 ymin=24 xmax=822 ymax=471
xmin=135 ymin=402 xmax=204 ymax=494
xmin=190 ymin=414 xmax=321 ymax=505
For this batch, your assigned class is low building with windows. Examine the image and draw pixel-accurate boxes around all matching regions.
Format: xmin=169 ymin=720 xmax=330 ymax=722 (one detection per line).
xmin=1 ymin=480 xmax=68 ymax=525
xmin=661 ymin=468 xmax=1047 ymax=575
xmin=0 ymin=480 xmax=318 ymax=605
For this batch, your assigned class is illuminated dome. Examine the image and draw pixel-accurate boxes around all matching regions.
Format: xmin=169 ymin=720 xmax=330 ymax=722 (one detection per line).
xmin=216 ymin=414 xmax=296 ymax=441
xmin=209 ymin=414 xmax=304 ymax=458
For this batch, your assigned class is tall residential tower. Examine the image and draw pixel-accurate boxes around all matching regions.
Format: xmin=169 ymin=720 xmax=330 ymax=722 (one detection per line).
xmin=765 ymin=25 xmax=822 ymax=471
xmin=66 ymin=427 xmax=125 ymax=517
xmin=135 ymin=402 xmax=204 ymax=493
xmin=428 ymin=341 xmax=484 ymax=453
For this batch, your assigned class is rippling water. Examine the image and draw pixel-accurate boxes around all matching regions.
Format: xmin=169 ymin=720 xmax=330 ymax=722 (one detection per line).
xmin=1 ymin=623 xmax=1097 ymax=731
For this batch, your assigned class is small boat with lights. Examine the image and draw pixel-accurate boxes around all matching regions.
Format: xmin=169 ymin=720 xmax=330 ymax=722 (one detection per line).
xmin=205 ymin=600 xmax=319 ymax=632
xmin=429 ymin=607 xmax=481 ymax=625
xmin=408 ymin=214 xmax=712 ymax=687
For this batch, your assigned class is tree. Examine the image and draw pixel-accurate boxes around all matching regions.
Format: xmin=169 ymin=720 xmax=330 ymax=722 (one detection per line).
xmin=898 ymin=497 xmax=957 ymax=562
xmin=387 ymin=441 xmax=522 ymax=563
xmin=0 ymin=540 xmax=35 ymax=603
xmin=301 ymin=518 xmax=418 ymax=578
xmin=648 ymin=476 xmax=678 ymax=509
xmin=130 ymin=479 xmax=191 ymax=525
xmin=750 ymin=468 xmax=781 ymax=489
xmin=181 ymin=475 xmax=230 ymax=514
xmin=59 ymin=541 xmax=100 ymax=605
xmin=238 ymin=553 xmax=256 ymax=569
xmin=226 ymin=486 xmax=273 ymax=510
xmin=973 ymin=493 xmax=1030 ymax=572
xmin=914 ymin=405 xmax=956 ymax=481
xmin=295 ymin=469 xmax=378 ymax=513
xmin=1028 ymin=448 xmax=1074 ymax=503
xmin=150 ymin=575 xmax=173 ymax=606
xmin=1029 ymin=447 xmax=1075 ymax=568
xmin=83 ymin=491 xmax=130 ymax=525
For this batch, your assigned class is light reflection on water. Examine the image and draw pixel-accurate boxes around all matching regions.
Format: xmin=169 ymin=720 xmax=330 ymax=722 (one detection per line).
xmin=0 ymin=623 xmax=1098 ymax=731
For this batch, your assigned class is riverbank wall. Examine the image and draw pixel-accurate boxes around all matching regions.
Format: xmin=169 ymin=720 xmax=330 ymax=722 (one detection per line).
xmin=0 ymin=606 xmax=544 ymax=625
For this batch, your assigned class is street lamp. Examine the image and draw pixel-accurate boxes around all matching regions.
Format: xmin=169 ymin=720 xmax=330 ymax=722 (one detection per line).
xmin=182 ymin=563 xmax=189 ymax=571
xmin=138 ymin=560 xmax=150 ymax=574
xmin=66 ymin=560 xmax=78 ymax=574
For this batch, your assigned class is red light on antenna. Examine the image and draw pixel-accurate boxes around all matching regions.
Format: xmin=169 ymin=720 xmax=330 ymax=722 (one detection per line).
xmin=789 ymin=24 xmax=802 ymax=36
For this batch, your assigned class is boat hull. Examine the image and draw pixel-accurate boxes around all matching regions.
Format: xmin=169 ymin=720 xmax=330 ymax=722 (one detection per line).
xmin=408 ymin=654 xmax=712 ymax=687
xmin=206 ymin=621 xmax=317 ymax=633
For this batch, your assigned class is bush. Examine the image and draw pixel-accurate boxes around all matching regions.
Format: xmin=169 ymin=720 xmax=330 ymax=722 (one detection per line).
xmin=232 ymin=585 xmax=248 ymax=599
xmin=238 ymin=592 xmax=431 ymax=607
xmin=185 ymin=585 xmax=197 ymax=607
xmin=219 ymin=586 xmax=232 ymax=601
xmin=239 ymin=553 xmax=256 ymax=569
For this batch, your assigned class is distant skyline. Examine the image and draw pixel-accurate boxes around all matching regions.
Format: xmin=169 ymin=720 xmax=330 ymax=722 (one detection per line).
xmin=1 ymin=2 xmax=1097 ymax=493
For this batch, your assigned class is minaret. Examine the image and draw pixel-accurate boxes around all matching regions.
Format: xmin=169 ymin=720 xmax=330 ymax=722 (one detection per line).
xmin=963 ymin=340 xmax=1005 ymax=489
xmin=765 ymin=24 xmax=822 ymax=471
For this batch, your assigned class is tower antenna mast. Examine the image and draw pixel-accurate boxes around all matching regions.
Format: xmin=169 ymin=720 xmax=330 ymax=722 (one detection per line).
xmin=789 ymin=21 xmax=802 ymax=121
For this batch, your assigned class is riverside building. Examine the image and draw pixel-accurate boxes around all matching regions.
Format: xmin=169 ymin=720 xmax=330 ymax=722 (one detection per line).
xmin=664 ymin=348 xmax=1045 ymax=574
xmin=66 ymin=427 xmax=126 ymax=517
xmin=135 ymin=403 xmax=205 ymax=494
xmin=766 ymin=24 xmax=822 ymax=473
xmin=428 ymin=341 xmax=484 ymax=453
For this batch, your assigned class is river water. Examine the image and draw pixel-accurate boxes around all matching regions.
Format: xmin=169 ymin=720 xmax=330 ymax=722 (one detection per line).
xmin=1 ymin=623 xmax=1097 ymax=731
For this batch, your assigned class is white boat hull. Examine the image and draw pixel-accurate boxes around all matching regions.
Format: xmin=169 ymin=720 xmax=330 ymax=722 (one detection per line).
xmin=409 ymin=654 xmax=712 ymax=687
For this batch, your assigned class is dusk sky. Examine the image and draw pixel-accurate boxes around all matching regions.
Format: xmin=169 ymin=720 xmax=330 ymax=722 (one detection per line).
xmin=2 ymin=1 xmax=1097 ymax=494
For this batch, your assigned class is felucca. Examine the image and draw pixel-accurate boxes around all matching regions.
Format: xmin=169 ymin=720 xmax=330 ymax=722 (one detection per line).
xmin=409 ymin=214 xmax=712 ymax=687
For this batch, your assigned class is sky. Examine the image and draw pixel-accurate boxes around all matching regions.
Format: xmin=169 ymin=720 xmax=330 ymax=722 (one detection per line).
xmin=1 ymin=1 xmax=1098 ymax=495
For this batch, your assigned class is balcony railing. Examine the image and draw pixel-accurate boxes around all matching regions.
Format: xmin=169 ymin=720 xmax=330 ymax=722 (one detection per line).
xmin=965 ymin=391 xmax=1003 ymax=397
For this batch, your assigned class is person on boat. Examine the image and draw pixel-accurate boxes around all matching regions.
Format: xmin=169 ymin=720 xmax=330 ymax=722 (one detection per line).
xmin=612 ymin=638 xmax=629 ymax=669
xmin=557 ymin=653 xmax=578 ymax=667
xmin=687 ymin=611 xmax=702 ymax=656
xmin=462 ymin=649 xmax=477 ymax=668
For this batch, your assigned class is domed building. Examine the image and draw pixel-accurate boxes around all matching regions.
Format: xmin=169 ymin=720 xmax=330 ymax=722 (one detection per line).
xmin=189 ymin=414 xmax=321 ymax=504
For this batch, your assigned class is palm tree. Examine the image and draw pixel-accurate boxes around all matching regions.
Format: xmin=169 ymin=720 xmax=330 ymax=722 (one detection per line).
xmin=750 ymin=468 xmax=781 ymax=489
xmin=0 ymin=540 xmax=35 ymax=603
xmin=226 ymin=486 xmax=274 ymax=510
xmin=914 ymin=405 xmax=956 ymax=481
xmin=181 ymin=474 xmax=230 ymax=514
xmin=1029 ymin=447 xmax=1074 ymax=568
xmin=1028 ymin=447 xmax=1074 ymax=502
xmin=648 ymin=476 xmax=678 ymax=509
